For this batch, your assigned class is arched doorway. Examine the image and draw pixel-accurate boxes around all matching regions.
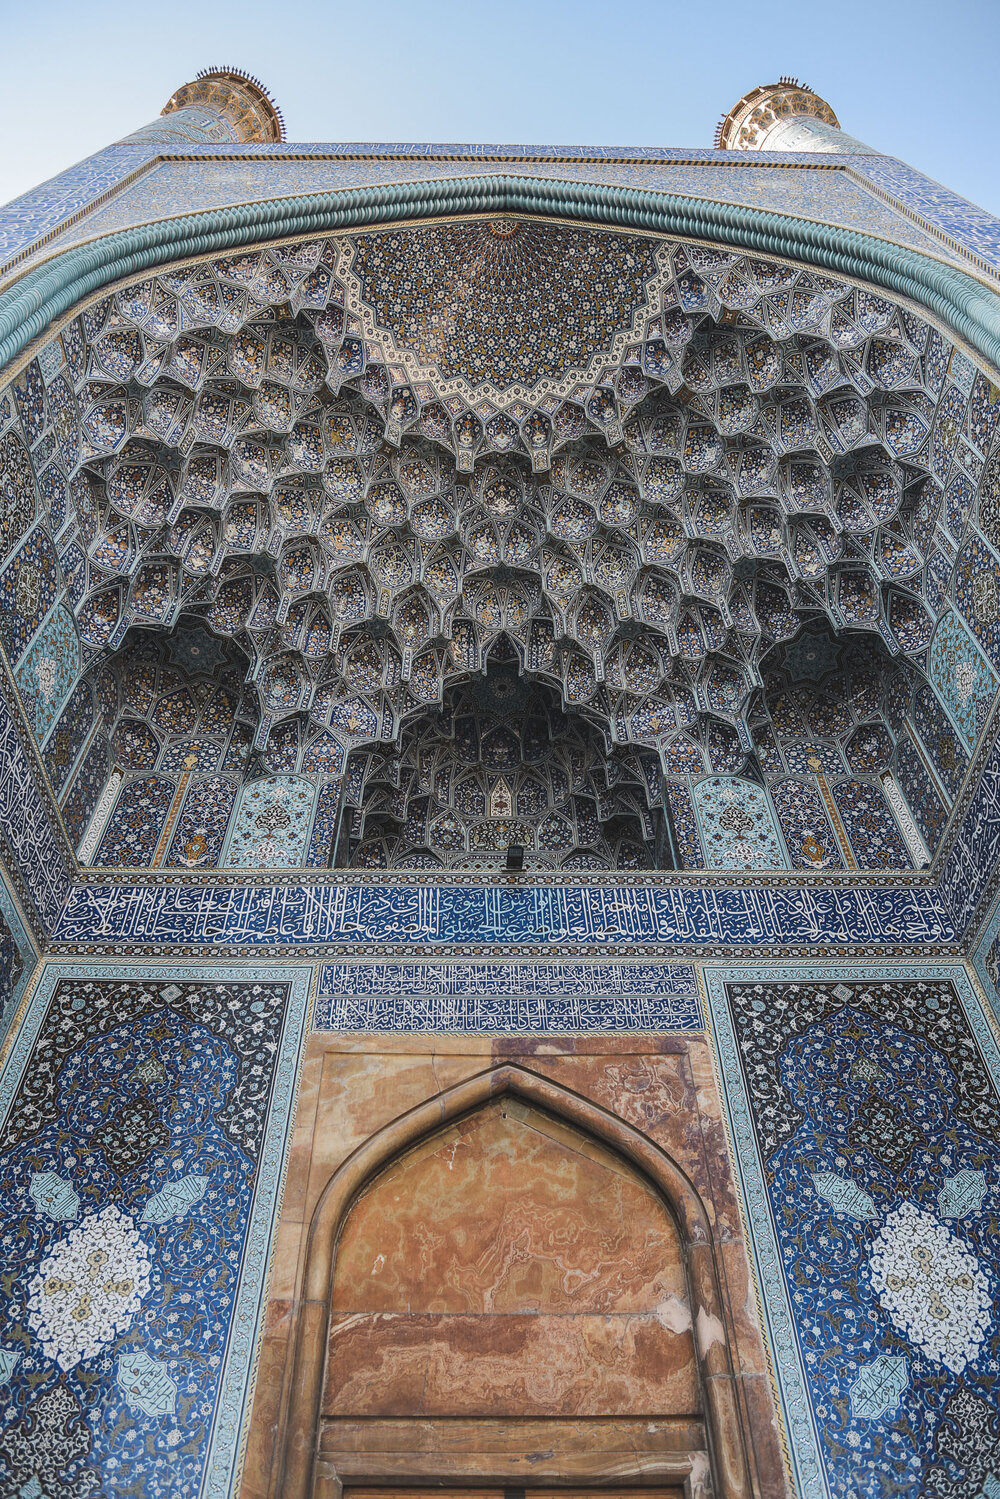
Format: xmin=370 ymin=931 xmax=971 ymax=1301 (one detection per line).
xmin=284 ymin=1064 xmax=751 ymax=1499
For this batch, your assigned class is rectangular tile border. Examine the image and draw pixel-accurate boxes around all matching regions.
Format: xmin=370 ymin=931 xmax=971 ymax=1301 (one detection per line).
xmin=315 ymin=957 xmax=702 ymax=1031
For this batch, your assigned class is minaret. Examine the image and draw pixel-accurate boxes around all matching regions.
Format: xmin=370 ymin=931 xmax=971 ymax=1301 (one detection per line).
xmin=715 ymin=78 xmax=878 ymax=154
xmin=121 ymin=66 xmax=285 ymax=146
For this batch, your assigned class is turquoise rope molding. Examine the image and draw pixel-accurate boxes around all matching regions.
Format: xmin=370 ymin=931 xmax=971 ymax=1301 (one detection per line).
xmin=3 ymin=173 xmax=1000 ymax=376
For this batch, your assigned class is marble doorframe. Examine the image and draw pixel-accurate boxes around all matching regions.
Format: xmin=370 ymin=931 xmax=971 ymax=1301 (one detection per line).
xmin=279 ymin=1060 xmax=754 ymax=1499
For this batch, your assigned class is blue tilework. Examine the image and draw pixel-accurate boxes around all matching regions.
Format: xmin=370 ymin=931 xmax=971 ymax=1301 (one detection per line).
xmin=938 ymin=733 xmax=1000 ymax=936
xmin=832 ymin=778 xmax=913 ymax=871
xmin=0 ymin=866 xmax=36 ymax=1039
xmin=96 ymin=776 xmax=175 ymax=867
xmin=1 ymin=127 xmax=1000 ymax=951
xmin=0 ymin=689 xmax=73 ymax=935
xmin=41 ymin=681 xmax=92 ymax=798
xmin=51 ymin=878 xmax=957 ymax=951
xmin=972 ymin=896 xmax=1000 ymax=1012
xmin=0 ymin=962 xmax=310 ymax=1499
xmin=0 ymin=200 xmax=996 ymax=894
xmin=928 ymin=611 xmax=998 ymax=751
xmin=315 ymin=959 xmax=701 ymax=1030
xmin=0 ymin=526 xmax=60 ymax=666
xmin=61 ymin=734 xmax=109 ymax=847
xmin=706 ymin=963 xmax=1000 ymax=1499
xmin=27 ymin=158 xmax=964 ymax=272
xmin=770 ymin=778 xmax=845 ymax=871
xmin=14 ymin=604 xmax=80 ymax=745
xmin=895 ymin=734 xmax=948 ymax=852
xmin=665 ymin=780 xmax=704 ymax=869
xmin=0 ymin=145 xmax=159 ymax=267
xmin=953 ymin=534 xmax=1000 ymax=670
xmin=6 ymin=141 xmax=1000 ymax=289
xmin=854 ymin=153 xmax=1000 ymax=277
xmin=222 ymin=776 xmax=315 ymax=869
xmin=692 ymin=777 xmax=786 ymax=870
xmin=166 ymin=776 xmax=239 ymax=869
xmin=913 ymin=685 xmax=970 ymax=803
xmin=304 ymin=781 xmax=340 ymax=868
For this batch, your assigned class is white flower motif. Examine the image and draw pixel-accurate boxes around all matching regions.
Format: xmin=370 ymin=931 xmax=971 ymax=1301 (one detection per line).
xmin=34 ymin=655 xmax=58 ymax=704
xmin=867 ymin=1202 xmax=992 ymax=1373
xmin=956 ymin=659 xmax=976 ymax=704
xmin=253 ymin=835 xmax=282 ymax=866
xmin=26 ymin=1205 xmax=151 ymax=1371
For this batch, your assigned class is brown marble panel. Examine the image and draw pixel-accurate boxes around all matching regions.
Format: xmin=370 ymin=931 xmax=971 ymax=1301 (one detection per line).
xmin=333 ymin=1099 xmax=690 ymax=1317
xmin=737 ymin=1372 xmax=792 ymax=1499
xmin=324 ymin=1310 xmax=699 ymax=1416
xmin=345 ymin=1488 xmax=685 ymax=1499
xmin=280 ymin=1050 xmax=324 ymax=1225
xmin=320 ymin=1416 xmax=706 ymax=1459
xmin=240 ymin=1304 xmax=290 ymax=1499
xmin=318 ymin=1418 xmax=708 ymax=1493
xmin=717 ymin=1238 xmax=770 ymax=1377
xmin=304 ymin=1053 xmax=444 ymax=1209
xmin=506 ymin=1051 xmax=733 ymax=1234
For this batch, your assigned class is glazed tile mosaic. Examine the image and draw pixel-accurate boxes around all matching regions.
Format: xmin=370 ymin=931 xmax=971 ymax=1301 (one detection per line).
xmin=1 ymin=49 xmax=1000 ymax=902
xmin=7 ymin=135 xmax=1000 ymax=289
xmin=14 ymin=605 xmax=80 ymax=745
xmin=51 ymin=877 xmax=957 ymax=953
xmin=0 ymin=689 xmax=73 ymax=934
xmin=223 ymin=777 xmax=315 ymax=869
xmin=95 ymin=775 xmax=174 ymax=867
xmin=0 ymin=964 xmax=310 ymax=1499
xmin=691 ymin=778 xmax=785 ymax=870
xmin=0 ymin=72 xmax=997 ymax=948
xmin=928 ymin=610 xmax=997 ymax=751
xmin=706 ymin=964 xmax=1000 ymax=1499
xmin=0 ymin=873 xmax=35 ymax=1035
xmin=938 ymin=732 xmax=1000 ymax=937
xmin=0 ymin=526 xmax=61 ymax=666
xmin=167 ymin=776 xmax=239 ymax=869
xmin=315 ymin=958 xmax=701 ymax=1029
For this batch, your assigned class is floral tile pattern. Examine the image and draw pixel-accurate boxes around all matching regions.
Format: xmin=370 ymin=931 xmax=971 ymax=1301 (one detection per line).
xmin=692 ymin=777 xmax=786 ymax=869
xmin=929 ymin=610 xmax=998 ymax=751
xmin=222 ymin=776 xmax=315 ymax=869
xmin=894 ymin=733 xmax=948 ymax=852
xmin=43 ymin=681 xmax=94 ymax=798
xmin=0 ymin=526 xmax=61 ymax=667
xmin=14 ymin=605 xmax=80 ymax=745
xmin=2 ymin=217 xmax=998 ymax=875
xmin=0 ymin=172 xmax=999 ymax=882
xmin=3 ymin=83 xmax=1000 ymax=1499
xmin=0 ymin=966 xmax=310 ymax=1499
xmin=166 ymin=776 xmax=239 ymax=869
xmin=95 ymin=775 xmax=175 ymax=867
xmin=707 ymin=965 xmax=1000 ymax=1499
xmin=832 ymin=778 xmax=913 ymax=870
xmin=770 ymin=777 xmax=845 ymax=870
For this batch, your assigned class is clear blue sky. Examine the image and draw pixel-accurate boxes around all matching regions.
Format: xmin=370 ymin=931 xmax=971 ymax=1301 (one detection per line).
xmin=1 ymin=0 xmax=998 ymax=213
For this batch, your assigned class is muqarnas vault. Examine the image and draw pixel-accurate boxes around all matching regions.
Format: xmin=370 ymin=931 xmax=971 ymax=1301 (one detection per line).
xmin=0 ymin=65 xmax=1000 ymax=1499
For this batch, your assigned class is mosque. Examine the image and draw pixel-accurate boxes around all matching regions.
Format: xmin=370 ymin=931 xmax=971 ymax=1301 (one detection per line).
xmin=0 ymin=64 xmax=998 ymax=1499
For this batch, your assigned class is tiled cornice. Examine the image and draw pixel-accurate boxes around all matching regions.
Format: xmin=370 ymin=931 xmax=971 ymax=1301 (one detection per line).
xmin=3 ymin=173 xmax=1000 ymax=377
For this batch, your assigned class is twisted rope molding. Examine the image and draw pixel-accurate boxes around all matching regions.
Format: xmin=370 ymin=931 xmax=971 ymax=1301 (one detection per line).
xmin=1 ymin=172 xmax=1000 ymax=375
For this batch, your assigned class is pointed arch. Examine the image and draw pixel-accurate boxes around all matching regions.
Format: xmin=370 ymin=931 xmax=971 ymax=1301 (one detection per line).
xmin=280 ymin=1060 xmax=752 ymax=1499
